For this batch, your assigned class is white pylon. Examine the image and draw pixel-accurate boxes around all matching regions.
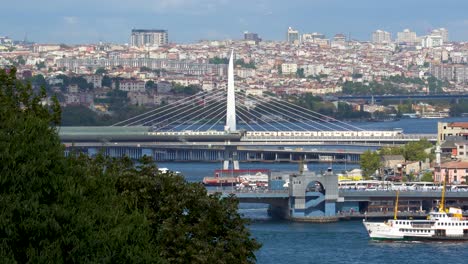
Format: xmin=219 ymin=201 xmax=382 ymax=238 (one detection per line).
xmin=225 ymin=49 xmax=237 ymax=132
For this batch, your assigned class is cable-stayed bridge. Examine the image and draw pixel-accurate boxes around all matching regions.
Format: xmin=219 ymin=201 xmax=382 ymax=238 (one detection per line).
xmin=61 ymin=51 xmax=436 ymax=166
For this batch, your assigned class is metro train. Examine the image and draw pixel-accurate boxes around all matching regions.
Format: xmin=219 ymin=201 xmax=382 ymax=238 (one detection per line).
xmin=244 ymin=130 xmax=402 ymax=138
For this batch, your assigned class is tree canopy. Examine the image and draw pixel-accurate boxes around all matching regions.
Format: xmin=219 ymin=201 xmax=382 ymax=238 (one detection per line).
xmin=360 ymin=150 xmax=381 ymax=178
xmin=0 ymin=68 xmax=261 ymax=263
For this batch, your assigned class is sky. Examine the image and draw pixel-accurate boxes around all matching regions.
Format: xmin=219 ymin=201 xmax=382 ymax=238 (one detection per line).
xmin=1 ymin=0 xmax=468 ymax=44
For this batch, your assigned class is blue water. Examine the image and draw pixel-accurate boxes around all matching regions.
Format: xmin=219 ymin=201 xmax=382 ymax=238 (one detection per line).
xmin=157 ymin=118 xmax=468 ymax=263
xmin=160 ymin=162 xmax=468 ymax=264
xmin=250 ymin=220 xmax=467 ymax=264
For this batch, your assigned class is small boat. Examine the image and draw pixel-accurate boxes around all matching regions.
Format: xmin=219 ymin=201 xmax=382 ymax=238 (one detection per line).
xmin=363 ymin=181 xmax=468 ymax=241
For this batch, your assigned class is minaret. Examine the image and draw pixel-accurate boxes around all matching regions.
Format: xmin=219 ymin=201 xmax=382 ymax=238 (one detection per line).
xmin=225 ymin=50 xmax=237 ymax=132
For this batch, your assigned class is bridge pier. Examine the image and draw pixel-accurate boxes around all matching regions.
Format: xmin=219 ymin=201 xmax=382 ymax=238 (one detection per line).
xmin=223 ymin=145 xmax=239 ymax=170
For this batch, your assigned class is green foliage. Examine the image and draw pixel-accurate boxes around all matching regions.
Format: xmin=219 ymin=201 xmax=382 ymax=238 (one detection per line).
xmin=0 ymin=68 xmax=156 ymax=262
xmin=95 ymin=67 xmax=108 ymax=75
xmin=209 ymin=57 xmax=229 ymax=64
xmin=172 ymin=83 xmax=202 ymax=95
xmin=342 ymin=80 xmax=409 ymax=95
xmin=449 ymin=100 xmax=468 ymax=117
xmin=61 ymin=105 xmax=101 ymax=126
xmin=421 ymin=171 xmax=434 ymax=182
xmin=116 ymin=156 xmax=261 ymax=264
xmin=360 ymin=150 xmax=381 ymax=178
xmin=403 ymin=139 xmax=433 ymax=161
xmin=379 ymin=139 xmax=433 ymax=161
xmin=235 ymin=59 xmax=256 ymax=69
xmin=427 ymin=76 xmax=447 ymax=94
xmin=296 ymin=68 xmax=305 ymax=78
xmin=36 ymin=61 xmax=46 ymax=70
xmin=101 ymin=75 xmax=112 ymax=87
xmin=146 ymin=80 xmax=156 ymax=89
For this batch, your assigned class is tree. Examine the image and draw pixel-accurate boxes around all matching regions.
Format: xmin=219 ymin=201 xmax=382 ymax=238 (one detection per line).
xmin=95 ymin=67 xmax=108 ymax=75
xmin=0 ymin=68 xmax=156 ymax=262
xmin=116 ymin=156 xmax=261 ymax=264
xmin=36 ymin=61 xmax=46 ymax=70
xmin=421 ymin=171 xmax=434 ymax=182
xmin=360 ymin=150 xmax=381 ymax=178
xmin=1 ymin=68 xmax=261 ymax=262
xmin=146 ymin=80 xmax=156 ymax=90
xmin=296 ymin=68 xmax=305 ymax=78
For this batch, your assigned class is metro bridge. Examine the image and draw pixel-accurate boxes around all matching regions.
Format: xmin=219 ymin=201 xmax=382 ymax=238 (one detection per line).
xmin=61 ymin=51 xmax=437 ymax=167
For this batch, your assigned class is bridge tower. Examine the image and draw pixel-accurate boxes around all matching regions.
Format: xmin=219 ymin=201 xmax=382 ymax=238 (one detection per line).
xmin=223 ymin=50 xmax=239 ymax=170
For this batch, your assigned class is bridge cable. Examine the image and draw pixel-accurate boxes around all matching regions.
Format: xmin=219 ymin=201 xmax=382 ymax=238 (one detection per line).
xmin=111 ymin=91 xmax=218 ymax=126
xmin=236 ymin=92 xmax=341 ymax=131
xmin=265 ymin=94 xmax=364 ymax=131
xmin=254 ymin=94 xmax=361 ymax=131
xmin=235 ymin=93 xmax=326 ymax=131
xmin=138 ymin=92 xmax=226 ymax=128
xmin=207 ymin=112 xmax=227 ymax=131
xmin=183 ymin=99 xmax=228 ymax=131
xmin=155 ymin=95 xmax=227 ymax=131
xmin=127 ymin=90 xmax=225 ymax=127
xmin=234 ymin=111 xmax=256 ymax=131
xmin=234 ymin=93 xmax=303 ymax=131
xmin=235 ymin=107 xmax=269 ymax=131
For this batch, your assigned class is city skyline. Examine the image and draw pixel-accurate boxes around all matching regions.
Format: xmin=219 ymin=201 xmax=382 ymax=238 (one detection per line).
xmin=1 ymin=0 xmax=468 ymax=44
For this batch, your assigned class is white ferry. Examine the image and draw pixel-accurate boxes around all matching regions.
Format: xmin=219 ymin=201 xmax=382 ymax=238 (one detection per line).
xmin=363 ymin=185 xmax=468 ymax=241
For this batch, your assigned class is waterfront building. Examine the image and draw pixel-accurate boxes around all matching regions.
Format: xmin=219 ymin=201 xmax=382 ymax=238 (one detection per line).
xmin=130 ymin=29 xmax=168 ymax=47
xmin=437 ymin=122 xmax=468 ymax=142
xmin=433 ymin=161 xmax=468 ymax=183
xmin=372 ymin=30 xmax=391 ymax=44
xmin=287 ymin=27 xmax=300 ymax=44
xmin=396 ymin=29 xmax=418 ymax=44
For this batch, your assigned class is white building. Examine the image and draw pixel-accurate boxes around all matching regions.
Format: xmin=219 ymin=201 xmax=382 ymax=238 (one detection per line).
xmin=281 ymin=63 xmax=298 ymax=75
xmin=421 ymin=34 xmax=443 ymax=48
xmin=397 ymin=29 xmax=418 ymax=44
xmin=130 ymin=29 xmax=168 ymax=47
xmin=372 ymin=30 xmax=391 ymax=44
xmin=432 ymin=28 xmax=449 ymax=42
xmin=119 ymin=80 xmax=146 ymax=92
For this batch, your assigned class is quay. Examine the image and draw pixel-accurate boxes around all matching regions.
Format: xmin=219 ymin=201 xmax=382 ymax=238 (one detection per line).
xmin=208 ymin=175 xmax=468 ymax=222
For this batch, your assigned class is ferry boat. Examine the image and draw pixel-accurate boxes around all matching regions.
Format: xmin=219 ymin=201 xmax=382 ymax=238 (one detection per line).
xmin=363 ymin=181 xmax=468 ymax=241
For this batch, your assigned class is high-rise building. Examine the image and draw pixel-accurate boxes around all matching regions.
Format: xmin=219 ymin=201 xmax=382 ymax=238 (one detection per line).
xmin=244 ymin=32 xmax=262 ymax=43
xmin=302 ymin=32 xmax=326 ymax=42
xmin=130 ymin=29 xmax=168 ymax=47
xmin=287 ymin=27 xmax=300 ymax=44
xmin=396 ymin=29 xmax=418 ymax=44
xmin=372 ymin=30 xmax=391 ymax=43
xmin=431 ymin=28 xmax=449 ymax=42
xmin=421 ymin=34 xmax=443 ymax=48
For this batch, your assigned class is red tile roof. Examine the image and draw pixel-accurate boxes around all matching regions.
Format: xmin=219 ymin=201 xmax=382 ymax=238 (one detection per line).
xmin=448 ymin=122 xmax=468 ymax=129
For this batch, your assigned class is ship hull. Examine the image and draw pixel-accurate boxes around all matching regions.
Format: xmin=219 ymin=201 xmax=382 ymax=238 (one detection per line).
xmin=363 ymin=221 xmax=468 ymax=241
